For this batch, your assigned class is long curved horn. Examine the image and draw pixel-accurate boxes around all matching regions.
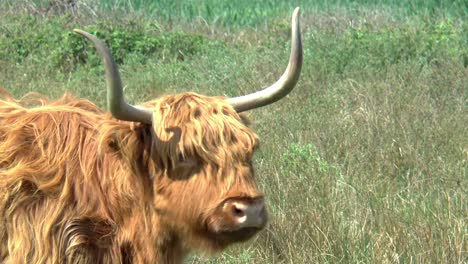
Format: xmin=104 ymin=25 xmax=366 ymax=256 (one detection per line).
xmin=227 ymin=7 xmax=303 ymax=112
xmin=73 ymin=29 xmax=153 ymax=124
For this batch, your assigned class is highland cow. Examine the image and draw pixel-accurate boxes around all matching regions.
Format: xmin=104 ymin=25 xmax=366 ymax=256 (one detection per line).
xmin=0 ymin=8 xmax=302 ymax=264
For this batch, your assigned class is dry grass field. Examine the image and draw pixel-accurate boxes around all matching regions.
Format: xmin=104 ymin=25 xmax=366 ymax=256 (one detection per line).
xmin=1 ymin=0 xmax=466 ymax=263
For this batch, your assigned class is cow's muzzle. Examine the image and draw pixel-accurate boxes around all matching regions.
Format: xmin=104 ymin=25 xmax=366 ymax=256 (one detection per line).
xmin=206 ymin=197 xmax=267 ymax=245
xmin=222 ymin=198 xmax=267 ymax=230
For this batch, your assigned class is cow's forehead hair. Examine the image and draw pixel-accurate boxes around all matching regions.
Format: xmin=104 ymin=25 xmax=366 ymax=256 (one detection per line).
xmin=146 ymin=92 xmax=259 ymax=166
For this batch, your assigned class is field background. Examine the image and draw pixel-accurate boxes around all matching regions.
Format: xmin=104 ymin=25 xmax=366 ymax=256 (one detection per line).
xmin=0 ymin=0 xmax=466 ymax=263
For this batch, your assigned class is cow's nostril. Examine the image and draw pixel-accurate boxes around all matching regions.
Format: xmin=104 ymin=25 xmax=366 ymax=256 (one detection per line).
xmin=232 ymin=205 xmax=245 ymax=218
xmin=222 ymin=200 xmax=267 ymax=229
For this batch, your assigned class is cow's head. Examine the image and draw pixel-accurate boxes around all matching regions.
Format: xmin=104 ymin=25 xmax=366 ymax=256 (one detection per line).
xmin=74 ymin=8 xmax=302 ymax=252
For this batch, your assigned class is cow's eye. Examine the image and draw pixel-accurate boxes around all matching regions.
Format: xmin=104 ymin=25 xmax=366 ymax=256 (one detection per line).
xmin=178 ymin=153 xmax=185 ymax=162
xmin=175 ymin=155 xmax=199 ymax=169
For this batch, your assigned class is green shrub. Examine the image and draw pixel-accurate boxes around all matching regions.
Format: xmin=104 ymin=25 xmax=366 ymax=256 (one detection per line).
xmin=309 ymin=18 xmax=466 ymax=77
xmin=0 ymin=15 xmax=208 ymax=71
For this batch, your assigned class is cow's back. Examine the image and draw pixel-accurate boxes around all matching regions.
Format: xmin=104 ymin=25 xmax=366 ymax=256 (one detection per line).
xmin=0 ymin=91 xmax=122 ymax=263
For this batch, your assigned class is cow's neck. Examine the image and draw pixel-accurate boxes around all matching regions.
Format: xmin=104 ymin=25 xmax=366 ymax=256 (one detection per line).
xmin=101 ymin=125 xmax=188 ymax=263
xmin=117 ymin=207 xmax=188 ymax=263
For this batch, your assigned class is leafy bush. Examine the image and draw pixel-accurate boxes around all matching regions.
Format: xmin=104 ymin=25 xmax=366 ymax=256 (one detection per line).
xmin=281 ymin=143 xmax=341 ymax=177
xmin=310 ymin=18 xmax=466 ymax=76
xmin=0 ymin=15 xmax=208 ymax=71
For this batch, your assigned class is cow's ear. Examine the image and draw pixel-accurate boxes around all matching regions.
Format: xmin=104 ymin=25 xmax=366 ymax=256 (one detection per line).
xmin=238 ymin=113 xmax=252 ymax=126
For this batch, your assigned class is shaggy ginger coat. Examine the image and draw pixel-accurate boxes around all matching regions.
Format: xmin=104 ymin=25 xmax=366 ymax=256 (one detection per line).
xmin=0 ymin=89 xmax=260 ymax=263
